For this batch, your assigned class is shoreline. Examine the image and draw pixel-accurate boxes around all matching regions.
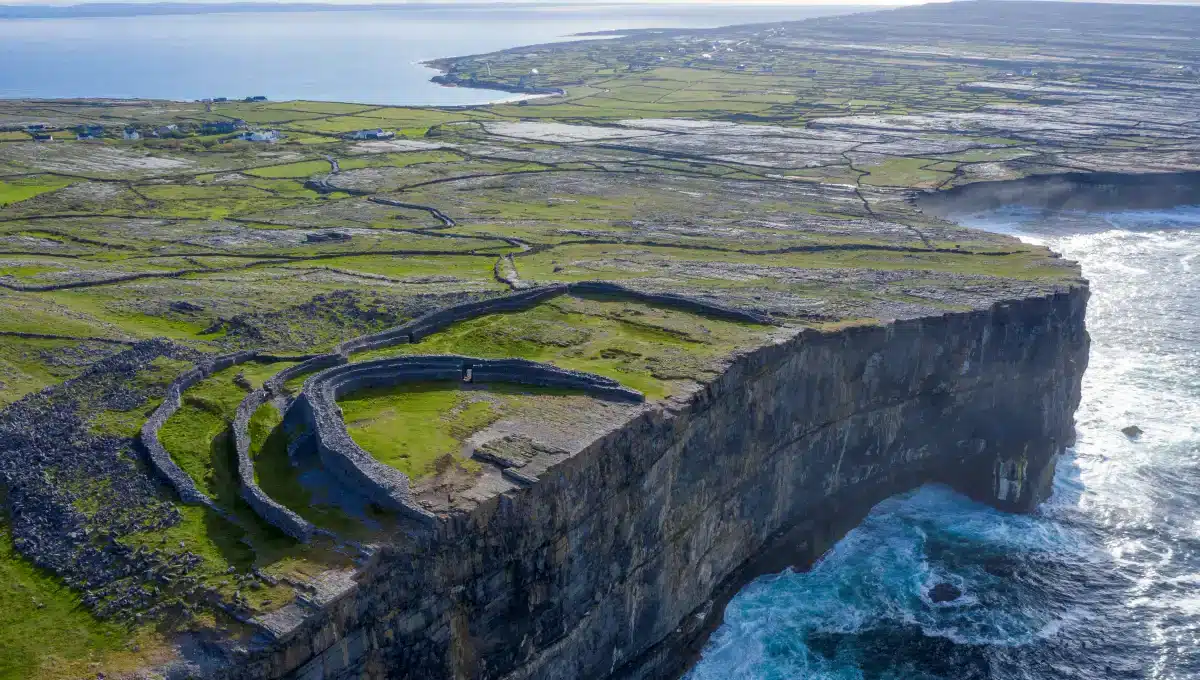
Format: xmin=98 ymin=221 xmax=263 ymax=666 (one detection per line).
xmin=0 ymin=2 xmax=856 ymax=21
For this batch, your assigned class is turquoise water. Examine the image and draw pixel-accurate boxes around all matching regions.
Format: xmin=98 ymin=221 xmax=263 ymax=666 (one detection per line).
xmin=690 ymin=206 xmax=1200 ymax=680
xmin=0 ymin=4 xmax=861 ymax=104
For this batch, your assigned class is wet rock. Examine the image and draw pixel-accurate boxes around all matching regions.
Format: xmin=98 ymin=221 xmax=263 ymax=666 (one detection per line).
xmin=1122 ymin=425 xmax=1143 ymax=438
xmin=929 ymin=582 xmax=962 ymax=603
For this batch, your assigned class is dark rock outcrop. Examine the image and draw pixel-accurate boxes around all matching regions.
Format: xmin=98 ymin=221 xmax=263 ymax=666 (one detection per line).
xmin=0 ymin=340 xmax=206 ymax=620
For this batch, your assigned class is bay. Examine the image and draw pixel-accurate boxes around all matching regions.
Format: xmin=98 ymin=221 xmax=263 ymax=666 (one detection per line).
xmin=0 ymin=3 xmax=865 ymax=104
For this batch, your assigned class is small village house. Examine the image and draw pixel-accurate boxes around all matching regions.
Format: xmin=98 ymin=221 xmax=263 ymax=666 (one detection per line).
xmin=345 ymin=128 xmax=395 ymax=141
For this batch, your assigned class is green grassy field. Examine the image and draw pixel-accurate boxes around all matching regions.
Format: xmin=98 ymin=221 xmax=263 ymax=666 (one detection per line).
xmin=0 ymin=176 xmax=73 ymax=206
xmin=340 ymin=383 xmax=495 ymax=479
xmin=356 ymin=296 xmax=775 ymax=400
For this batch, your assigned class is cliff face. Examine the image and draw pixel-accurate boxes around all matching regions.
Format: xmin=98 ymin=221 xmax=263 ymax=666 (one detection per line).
xmin=234 ymin=287 xmax=1088 ymax=680
xmin=918 ymin=171 xmax=1200 ymax=217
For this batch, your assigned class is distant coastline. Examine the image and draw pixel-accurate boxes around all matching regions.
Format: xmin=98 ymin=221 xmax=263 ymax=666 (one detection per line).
xmin=0 ymin=2 xmax=865 ymax=104
xmin=0 ymin=1 xmax=866 ymax=21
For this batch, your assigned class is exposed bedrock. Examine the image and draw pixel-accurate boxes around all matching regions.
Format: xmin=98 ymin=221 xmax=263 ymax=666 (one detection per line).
xmin=226 ymin=287 xmax=1088 ymax=680
xmin=918 ymin=170 xmax=1200 ymax=216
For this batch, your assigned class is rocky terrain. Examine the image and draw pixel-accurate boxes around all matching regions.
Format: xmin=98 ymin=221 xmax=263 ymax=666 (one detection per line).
xmin=0 ymin=1 xmax=1196 ymax=678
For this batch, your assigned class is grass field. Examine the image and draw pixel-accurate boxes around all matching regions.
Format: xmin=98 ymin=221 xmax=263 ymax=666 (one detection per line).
xmin=357 ymin=296 xmax=774 ymax=400
xmin=340 ymin=383 xmax=495 ymax=479
xmin=0 ymin=176 xmax=73 ymax=206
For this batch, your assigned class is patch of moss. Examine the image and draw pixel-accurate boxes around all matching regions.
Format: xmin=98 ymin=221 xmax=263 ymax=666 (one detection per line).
xmin=860 ymin=157 xmax=954 ymax=188
xmin=0 ymin=176 xmax=73 ymax=207
xmin=158 ymin=361 xmax=291 ymax=499
xmin=0 ymin=337 xmax=103 ymax=407
xmin=85 ymin=355 xmax=193 ymax=437
xmin=245 ymin=160 xmax=332 ymax=179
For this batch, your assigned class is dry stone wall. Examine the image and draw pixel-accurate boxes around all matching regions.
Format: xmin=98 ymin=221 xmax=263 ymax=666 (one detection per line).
xmin=568 ymin=281 xmax=774 ymax=325
xmin=232 ymin=386 xmax=315 ymax=542
xmin=201 ymin=285 xmax=750 ymax=537
xmin=139 ymin=350 xmax=260 ymax=509
xmin=143 ymin=349 xmax=324 ymax=540
xmin=332 ymin=283 xmax=773 ymax=357
xmin=335 ymin=286 xmax=566 ymax=355
xmin=289 ymin=355 xmax=644 ymax=527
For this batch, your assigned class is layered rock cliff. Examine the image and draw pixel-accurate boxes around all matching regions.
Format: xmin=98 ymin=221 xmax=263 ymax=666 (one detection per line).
xmin=227 ymin=286 xmax=1088 ymax=680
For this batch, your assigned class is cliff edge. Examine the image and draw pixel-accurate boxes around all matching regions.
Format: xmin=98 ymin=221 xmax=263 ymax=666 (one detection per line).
xmin=225 ymin=285 xmax=1088 ymax=680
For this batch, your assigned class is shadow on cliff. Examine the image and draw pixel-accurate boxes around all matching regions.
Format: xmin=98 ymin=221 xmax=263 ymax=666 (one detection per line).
xmin=917 ymin=171 xmax=1200 ymax=230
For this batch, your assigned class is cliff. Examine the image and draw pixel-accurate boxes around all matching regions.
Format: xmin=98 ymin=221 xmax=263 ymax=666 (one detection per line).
xmin=226 ymin=286 xmax=1089 ymax=680
xmin=919 ymin=171 xmax=1200 ymax=217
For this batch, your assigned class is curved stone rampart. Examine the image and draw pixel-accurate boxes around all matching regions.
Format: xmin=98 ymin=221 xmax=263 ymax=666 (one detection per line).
xmin=292 ymin=355 xmax=643 ymax=527
xmin=566 ymin=280 xmax=775 ymax=325
xmin=139 ymin=350 xmax=260 ymax=508
xmin=226 ymin=353 xmax=345 ymax=539
xmin=144 ymin=284 xmax=766 ymax=535
xmin=266 ymin=353 xmax=348 ymax=393
xmin=232 ymin=387 xmax=315 ymax=542
xmin=294 ymin=357 xmax=462 ymax=524
xmin=333 ymin=282 xmax=769 ymax=359
xmin=467 ymin=357 xmax=645 ymax=402
xmin=334 ymin=285 xmax=567 ymax=356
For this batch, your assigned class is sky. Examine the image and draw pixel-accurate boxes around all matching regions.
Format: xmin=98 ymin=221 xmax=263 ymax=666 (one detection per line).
xmin=0 ymin=0 xmax=930 ymax=5
xmin=0 ymin=0 xmax=1194 ymax=8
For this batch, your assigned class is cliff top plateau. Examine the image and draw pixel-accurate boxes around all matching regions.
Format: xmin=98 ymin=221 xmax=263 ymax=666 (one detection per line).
xmin=0 ymin=1 xmax=1196 ymax=677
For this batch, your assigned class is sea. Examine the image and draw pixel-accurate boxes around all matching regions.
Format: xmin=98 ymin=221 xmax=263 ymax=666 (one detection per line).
xmin=689 ymin=206 xmax=1200 ymax=680
xmin=0 ymin=3 xmax=866 ymax=104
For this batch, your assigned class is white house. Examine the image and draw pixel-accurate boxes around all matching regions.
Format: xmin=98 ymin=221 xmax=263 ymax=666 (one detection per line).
xmin=346 ymin=128 xmax=395 ymax=141
xmin=123 ymin=129 xmax=140 ymax=140
xmin=238 ymin=129 xmax=281 ymax=143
